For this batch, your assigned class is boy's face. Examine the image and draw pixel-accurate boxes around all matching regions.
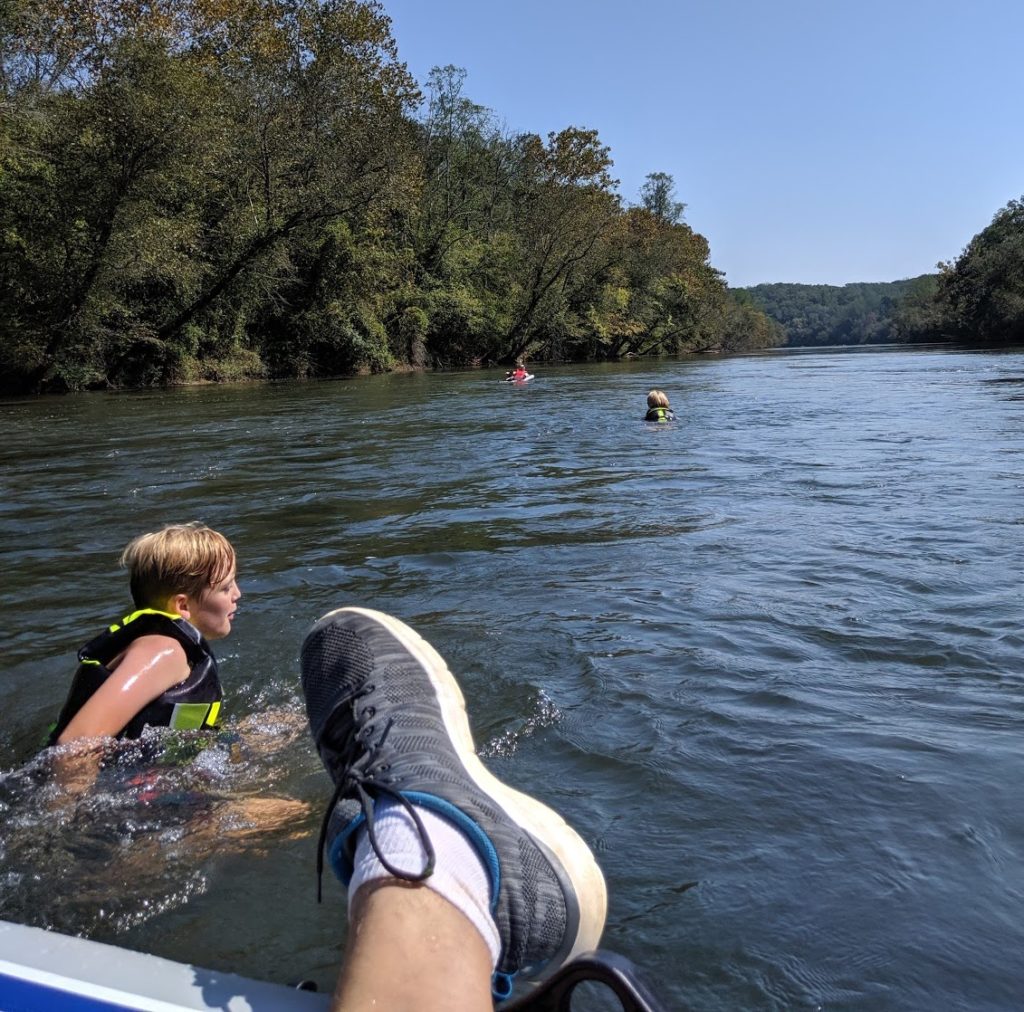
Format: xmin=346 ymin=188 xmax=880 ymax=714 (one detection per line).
xmin=184 ymin=569 xmax=241 ymax=640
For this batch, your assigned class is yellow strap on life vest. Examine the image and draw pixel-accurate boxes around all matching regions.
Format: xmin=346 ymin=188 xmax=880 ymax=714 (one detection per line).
xmin=169 ymin=700 xmax=221 ymax=730
xmin=109 ymin=608 xmax=182 ymax=633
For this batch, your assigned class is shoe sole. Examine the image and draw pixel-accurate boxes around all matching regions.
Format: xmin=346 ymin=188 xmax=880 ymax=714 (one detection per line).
xmin=310 ymin=606 xmax=608 ymax=972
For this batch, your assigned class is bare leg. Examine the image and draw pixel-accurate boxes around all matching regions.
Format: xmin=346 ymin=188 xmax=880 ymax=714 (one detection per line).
xmin=335 ymin=879 xmax=493 ymax=1012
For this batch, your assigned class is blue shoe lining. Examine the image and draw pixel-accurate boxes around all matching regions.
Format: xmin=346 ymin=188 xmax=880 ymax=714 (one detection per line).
xmin=328 ymin=791 xmax=523 ymax=1002
xmin=328 ymin=790 xmax=502 ymax=915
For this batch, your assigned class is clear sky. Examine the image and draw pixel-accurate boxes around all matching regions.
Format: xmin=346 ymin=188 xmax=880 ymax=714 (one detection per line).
xmin=380 ymin=0 xmax=1024 ymax=289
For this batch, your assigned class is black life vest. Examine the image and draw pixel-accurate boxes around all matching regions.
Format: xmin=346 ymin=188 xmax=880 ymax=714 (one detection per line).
xmin=645 ymin=406 xmax=675 ymax=423
xmin=48 ymin=609 xmax=222 ymax=745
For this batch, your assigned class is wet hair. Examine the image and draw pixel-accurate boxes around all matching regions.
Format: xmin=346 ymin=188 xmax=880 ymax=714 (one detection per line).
xmin=647 ymin=389 xmax=670 ymax=409
xmin=120 ymin=523 xmax=235 ymax=609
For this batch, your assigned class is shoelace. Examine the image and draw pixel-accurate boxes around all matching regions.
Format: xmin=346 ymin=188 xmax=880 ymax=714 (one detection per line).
xmin=315 ymin=712 xmax=437 ymax=901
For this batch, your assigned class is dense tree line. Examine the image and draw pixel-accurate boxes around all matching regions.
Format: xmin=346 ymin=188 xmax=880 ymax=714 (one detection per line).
xmin=931 ymin=197 xmax=1024 ymax=346
xmin=0 ymin=0 xmax=782 ymax=394
xmin=744 ymin=197 xmax=1024 ymax=348
xmin=741 ymin=277 xmax=939 ymax=347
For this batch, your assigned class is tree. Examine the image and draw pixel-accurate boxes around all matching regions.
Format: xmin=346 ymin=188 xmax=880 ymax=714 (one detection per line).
xmin=0 ymin=37 xmax=227 ymax=390
xmin=718 ymin=290 xmax=785 ymax=351
xmin=639 ymin=172 xmax=686 ymax=225
xmin=743 ymin=278 xmax=944 ymax=347
xmin=414 ymin=65 xmax=511 ymax=268
xmin=936 ymin=197 xmax=1024 ymax=344
xmin=0 ymin=8 xmax=788 ymax=391
xmin=155 ymin=0 xmax=419 ymax=350
xmin=0 ymin=0 xmax=422 ymax=391
xmin=892 ymin=275 xmax=943 ymax=343
xmin=501 ymin=127 xmax=622 ymax=362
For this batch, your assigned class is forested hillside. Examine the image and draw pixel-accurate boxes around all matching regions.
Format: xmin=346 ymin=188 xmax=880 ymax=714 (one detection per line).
xmin=932 ymin=197 xmax=1024 ymax=346
xmin=742 ymin=277 xmax=939 ymax=346
xmin=0 ymin=0 xmax=782 ymax=394
xmin=745 ymin=197 xmax=1024 ymax=348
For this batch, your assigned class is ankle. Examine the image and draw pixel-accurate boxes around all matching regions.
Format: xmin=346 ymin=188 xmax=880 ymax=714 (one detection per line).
xmin=348 ymin=799 xmax=501 ymax=968
xmin=341 ymin=879 xmax=493 ymax=1012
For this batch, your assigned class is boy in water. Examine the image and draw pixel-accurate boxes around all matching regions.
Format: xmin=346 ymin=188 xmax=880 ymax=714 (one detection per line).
xmin=49 ymin=523 xmax=240 ymax=745
xmin=644 ymin=389 xmax=675 ymax=423
xmin=41 ymin=523 xmax=306 ymax=895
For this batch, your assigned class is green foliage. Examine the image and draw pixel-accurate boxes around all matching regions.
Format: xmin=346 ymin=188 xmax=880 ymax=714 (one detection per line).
xmin=397 ymin=305 xmax=428 ymax=366
xmin=743 ymin=278 xmax=940 ymax=347
xmin=2 ymin=35 xmax=261 ymax=390
xmin=2 ymin=9 xmax=783 ymax=393
xmin=891 ymin=274 xmax=944 ymax=343
xmin=936 ymin=197 xmax=1024 ymax=344
xmin=640 ymin=172 xmax=686 ymax=225
xmin=719 ymin=290 xmax=786 ymax=351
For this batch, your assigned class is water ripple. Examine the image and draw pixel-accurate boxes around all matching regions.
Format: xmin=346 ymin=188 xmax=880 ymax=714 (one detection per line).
xmin=3 ymin=350 xmax=1024 ymax=1006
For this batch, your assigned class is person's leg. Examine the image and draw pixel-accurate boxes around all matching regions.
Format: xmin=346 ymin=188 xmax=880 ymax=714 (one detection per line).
xmin=336 ymin=879 xmax=493 ymax=1012
xmin=300 ymin=606 xmax=607 ymax=1005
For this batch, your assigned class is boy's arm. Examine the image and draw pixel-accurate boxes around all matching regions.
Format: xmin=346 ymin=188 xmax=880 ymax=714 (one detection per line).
xmin=56 ymin=634 xmax=191 ymax=743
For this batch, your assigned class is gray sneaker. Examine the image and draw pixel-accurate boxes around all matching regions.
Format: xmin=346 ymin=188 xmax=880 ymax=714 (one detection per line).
xmin=300 ymin=607 xmax=607 ymax=1000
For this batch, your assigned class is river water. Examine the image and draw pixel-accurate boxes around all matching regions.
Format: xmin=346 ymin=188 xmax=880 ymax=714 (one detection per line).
xmin=2 ymin=346 xmax=1023 ymax=1010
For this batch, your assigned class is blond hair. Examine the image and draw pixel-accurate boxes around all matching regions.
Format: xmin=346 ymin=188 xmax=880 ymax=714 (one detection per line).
xmin=647 ymin=389 xmax=670 ymax=409
xmin=121 ymin=523 xmax=235 ymax=608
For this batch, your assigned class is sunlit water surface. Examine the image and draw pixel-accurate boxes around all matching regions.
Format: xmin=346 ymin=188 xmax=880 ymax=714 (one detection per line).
xmin=2 ymin=347 xmax=1024 ymax=1010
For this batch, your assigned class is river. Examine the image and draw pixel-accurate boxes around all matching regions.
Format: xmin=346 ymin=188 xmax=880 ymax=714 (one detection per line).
xmin=2 ymin=346 xmax=1023 ymax=1010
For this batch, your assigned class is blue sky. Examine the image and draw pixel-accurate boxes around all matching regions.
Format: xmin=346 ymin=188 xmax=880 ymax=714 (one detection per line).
xmin=381 ymin=0 xmax=1024 ymax=288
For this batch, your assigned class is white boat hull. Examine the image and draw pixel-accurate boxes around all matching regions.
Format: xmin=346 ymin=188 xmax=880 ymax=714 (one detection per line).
xmin=0 ymin=919 xmax=329 ymax=1011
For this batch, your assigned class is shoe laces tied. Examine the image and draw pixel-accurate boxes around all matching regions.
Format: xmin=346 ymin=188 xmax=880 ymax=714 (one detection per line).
xmin=315 ymin=701 xmax=437 ymax=901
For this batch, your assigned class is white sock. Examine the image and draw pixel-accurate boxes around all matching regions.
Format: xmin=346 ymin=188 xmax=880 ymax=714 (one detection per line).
xmin=348 ymin=798 xmax=501 ymax=968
